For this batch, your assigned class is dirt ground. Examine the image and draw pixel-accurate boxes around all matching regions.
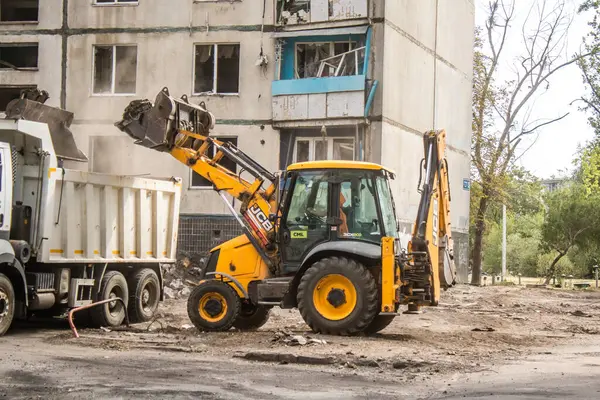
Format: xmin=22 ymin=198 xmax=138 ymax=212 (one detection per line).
xmin=51 ymin=284 xmax=600 ymax=381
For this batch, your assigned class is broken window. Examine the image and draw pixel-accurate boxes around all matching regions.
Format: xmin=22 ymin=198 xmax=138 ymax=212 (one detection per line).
xmin=95 ymin=0 xmax=138 ymax=4
xmin=294 ymin=137 xmax=355 ymax=162
xmin=0 ymin=0 xmax=39 ymax=22
xmin=0 ymin=86 xmax=36 ymax=112
xmin=278 ymin=0 xmax=310 ymax=25
xmin=194 ymin=44 xmax=240 ymax=95
xmin=0 ymin=43 xmax=38 ymax=69
xmin=296 ymin=41 xmax=363 ymax=78
xmin=191 ymin=137 xmax=238 ymax=188
xmin=93 ymin=45 xmax=137 ymax=95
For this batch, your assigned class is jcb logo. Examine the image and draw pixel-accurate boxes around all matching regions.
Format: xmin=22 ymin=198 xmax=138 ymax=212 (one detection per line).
xmin=250 ymin=204 xmax=273 ymax=231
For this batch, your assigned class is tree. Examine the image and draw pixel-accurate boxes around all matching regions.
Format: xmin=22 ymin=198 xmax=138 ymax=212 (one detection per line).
xmin=539 ymin=184 xmax=600 ymax=283
xmin=471 ymin=0 xmax=590 ymax=285
xmin=578 ymin=1 xmax=600 ymax=134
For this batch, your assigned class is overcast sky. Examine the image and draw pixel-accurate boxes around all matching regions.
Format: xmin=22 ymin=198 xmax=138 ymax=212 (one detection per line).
xmin=474 ymin=0 xmax=595 ymax=179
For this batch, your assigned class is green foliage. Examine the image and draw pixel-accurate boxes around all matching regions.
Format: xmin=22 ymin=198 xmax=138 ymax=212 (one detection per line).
xmin=578 ymin=1 xmax=600 ymax=135
xmin=576 ymin=139 xmax=600 ymax=192
xmin=536 ymin=252 xmax=575 ymax=278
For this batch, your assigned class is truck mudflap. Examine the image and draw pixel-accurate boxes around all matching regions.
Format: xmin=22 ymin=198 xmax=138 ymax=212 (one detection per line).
xmin=5 ymin=97 xmax=88 ymax=162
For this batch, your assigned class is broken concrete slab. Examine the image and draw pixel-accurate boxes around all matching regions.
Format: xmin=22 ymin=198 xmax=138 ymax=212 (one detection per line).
xmin=235 ymin=352 xmax=336 ymax=366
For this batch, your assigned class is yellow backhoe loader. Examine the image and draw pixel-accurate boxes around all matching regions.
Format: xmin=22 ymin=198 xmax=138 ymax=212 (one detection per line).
xmin=116 ymin=88 xmax=456 ymax=335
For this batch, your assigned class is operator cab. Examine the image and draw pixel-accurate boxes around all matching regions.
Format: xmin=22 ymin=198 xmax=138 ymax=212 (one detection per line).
xmin=278 ymin=161 xmax=399 ymax=274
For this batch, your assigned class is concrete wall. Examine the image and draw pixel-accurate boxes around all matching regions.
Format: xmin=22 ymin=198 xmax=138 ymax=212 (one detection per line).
xmin=61 ymin=3 xmax=278 ymax=215
xmin=379 ymin=0 xmax=474 ymax=281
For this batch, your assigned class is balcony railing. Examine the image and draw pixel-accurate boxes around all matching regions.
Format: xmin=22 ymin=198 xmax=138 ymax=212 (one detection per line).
xmin=314 ymin=46 xmax=365 ymax=78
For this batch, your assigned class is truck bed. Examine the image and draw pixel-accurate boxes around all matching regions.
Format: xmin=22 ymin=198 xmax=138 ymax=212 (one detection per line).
xmin=35 ymin=168 xmax=181 ymax=264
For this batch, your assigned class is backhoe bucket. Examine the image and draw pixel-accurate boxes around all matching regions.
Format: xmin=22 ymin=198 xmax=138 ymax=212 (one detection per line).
xmin=115 ymin=87 xmax=215 ymax=152
xmin=5 ymin=97 xmax=88 ymax=162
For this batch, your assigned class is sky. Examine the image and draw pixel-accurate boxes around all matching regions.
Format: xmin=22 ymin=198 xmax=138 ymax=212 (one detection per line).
xmin=474 ymin=0 xmax=596 ymax=179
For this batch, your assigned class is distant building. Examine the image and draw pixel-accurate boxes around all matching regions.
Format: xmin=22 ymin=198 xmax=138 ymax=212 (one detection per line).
xmin=541 ymin=178 xmax=569 ymax=193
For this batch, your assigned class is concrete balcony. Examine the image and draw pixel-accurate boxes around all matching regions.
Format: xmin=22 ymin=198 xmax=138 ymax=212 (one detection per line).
xmin=271 ymin=25 xmax=372 ymax=126
xmin=272 ymin=75 xmax=366 ymax=124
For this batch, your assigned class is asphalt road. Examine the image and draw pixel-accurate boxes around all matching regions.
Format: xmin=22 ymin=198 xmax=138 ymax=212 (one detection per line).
xmin=1 ymin=326 xmax=600 ymax=399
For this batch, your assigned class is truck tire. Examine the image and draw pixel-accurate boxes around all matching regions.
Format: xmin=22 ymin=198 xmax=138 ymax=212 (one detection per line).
xmin=187 ymin=280 xmax=240 ymax=332
xmin=91 ymin=271 xmax=129 ymax=327
xmin=233 ymin=304 xmax=271 ymax=331
xmin=128 ymin=268 xmax=160 ymax=323
xmin=0 ymin=273 xmax=15 ymax=336
xmin=297 ymin=256 xmax=378 ymax=335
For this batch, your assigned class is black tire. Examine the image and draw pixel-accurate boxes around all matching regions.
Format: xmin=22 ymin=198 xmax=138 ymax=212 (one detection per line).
xmin=363 ymin=314 xmax=395 ymax=334
xmin=187 ymin=280 xmax=240 ymax=332
xmin=233 ymin=304 xmax=271 ymax=331
xmin=297 ymin=256 xmax=378 ymax=335
xmin=127 ymin=268 xmax=160 ymax=323
xmin=91 ymin=271 xmax=129 ymax=327
xmin=0 ymin=273 xmax=15 ymax=336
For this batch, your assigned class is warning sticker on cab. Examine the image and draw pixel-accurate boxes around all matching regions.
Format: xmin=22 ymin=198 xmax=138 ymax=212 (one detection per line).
xmin=291 ymin=231 xmax=308 ymax=239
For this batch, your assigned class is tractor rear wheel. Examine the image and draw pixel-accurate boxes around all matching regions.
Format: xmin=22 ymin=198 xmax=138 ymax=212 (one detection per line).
xmin=297 ymin=257 xmax=378 ymax=335
xmin=187 ymin=280 xmax=240 ymax=332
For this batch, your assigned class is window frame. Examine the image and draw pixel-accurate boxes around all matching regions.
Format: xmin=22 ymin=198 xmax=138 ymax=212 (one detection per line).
xmin=189 ymin=136 xmax=238 ymax=189
xmin=293 ymin=136 xmax=355 ymax=163
xmin=93 ymin=0 xmax=139 ymax=6
xmin=192 ymin=43 xmax=241 ymax=96
xmin=0 ymin=0 xmax=39 ymax=23
xmin=0 ymin=42 xmax=39 ymax=70
xmin=294 ymin=40 xmax=356 ymax=79
xmin=91 ymin=44 xmax=138 ymax=96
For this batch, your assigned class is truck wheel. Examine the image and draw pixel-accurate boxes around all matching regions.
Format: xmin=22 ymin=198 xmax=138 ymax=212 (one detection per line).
xmin=0 ymin=273 xmax=15 ymax=336
xmin=91 ymin=271 xmax=129 ymax=327
xmin=297 ymin=257 xmax=378 ymax=335
xmin=363 ymin=314 xmax=395 ymax=334
xmin=187 ymin=280 xmax=240 ymax=332
xmin=233 ymin=304 xmax=271 ymax=331
xmin=128 ymin=268 xmax=160 ymax=323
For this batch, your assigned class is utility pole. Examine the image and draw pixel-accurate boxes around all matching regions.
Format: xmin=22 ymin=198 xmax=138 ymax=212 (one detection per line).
xmin=502 ymin=204 xmax=507 ymax=281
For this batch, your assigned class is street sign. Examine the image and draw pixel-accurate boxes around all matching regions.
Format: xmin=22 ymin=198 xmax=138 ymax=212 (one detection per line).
xmin=463 ymin=179 xmax=470 ymax=191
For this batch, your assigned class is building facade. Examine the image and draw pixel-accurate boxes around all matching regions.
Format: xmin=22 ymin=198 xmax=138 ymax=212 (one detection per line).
xmin=0 ymin=0 xmax=474 ymax=281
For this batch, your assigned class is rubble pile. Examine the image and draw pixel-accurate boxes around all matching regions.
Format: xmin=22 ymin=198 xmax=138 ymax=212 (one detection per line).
xmin=162 ymin=254 xmax=206 ymax=299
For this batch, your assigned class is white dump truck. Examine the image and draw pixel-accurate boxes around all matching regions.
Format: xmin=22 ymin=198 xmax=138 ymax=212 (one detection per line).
xmin=0 ymin=94 xmax=181 ymax=336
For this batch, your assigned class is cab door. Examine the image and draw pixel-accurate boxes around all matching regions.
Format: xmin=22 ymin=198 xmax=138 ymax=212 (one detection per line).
xmin=0 ymin=145 xmax=13 ymax=240
xmin=280 ymin=170 xmax=332 ymax=272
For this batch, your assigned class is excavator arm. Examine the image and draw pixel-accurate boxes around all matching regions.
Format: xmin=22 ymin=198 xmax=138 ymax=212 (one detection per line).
xmin=404 ymin=130 xmax=456 ymax=306
xmin=116 ymin=88 xmax=279 ymax=269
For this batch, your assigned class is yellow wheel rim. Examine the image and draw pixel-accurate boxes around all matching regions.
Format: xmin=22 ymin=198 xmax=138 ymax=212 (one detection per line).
xmin=312 ymin=274 xmax=357 ymax=321
xmin=198 ymin=292 xmax=228 ymax=323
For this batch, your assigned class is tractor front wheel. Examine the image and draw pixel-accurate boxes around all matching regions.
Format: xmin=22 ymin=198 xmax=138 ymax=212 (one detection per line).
xmin=297 ymin=257 xmax=378 ymax=335
xmin=187 ymin=280 xmax=240 ymax=332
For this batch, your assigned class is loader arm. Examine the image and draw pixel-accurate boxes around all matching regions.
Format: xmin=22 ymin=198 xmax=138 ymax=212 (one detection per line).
xmin=115 ymin=88 xmax=279 ymax=269
xmin=406 ymin=130 xmax=456 ymax=306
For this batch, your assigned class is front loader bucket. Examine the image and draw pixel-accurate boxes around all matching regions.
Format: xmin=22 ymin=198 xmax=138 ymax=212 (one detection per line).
xmin=5 ymin=98 xmax=88 ymax=162
xmin=115 ymin=87 xmax=215 ymax=152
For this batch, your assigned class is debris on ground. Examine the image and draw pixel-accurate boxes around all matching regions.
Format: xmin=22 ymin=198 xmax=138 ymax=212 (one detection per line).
xmin=570 ymin=310 xmax=592 ymax=318
xmin=162 ymin=257 xmax=205 ymax=299
xmin=58 ymin=285 xmax=600 ymax=380
xmin=472 ymin=327 xmax=496 ymax=332
xmin=272 ymin=330 xmax=327 ymax=346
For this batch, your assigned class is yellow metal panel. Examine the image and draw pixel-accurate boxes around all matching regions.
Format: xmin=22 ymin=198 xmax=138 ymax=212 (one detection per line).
xmin=287 ymin=160 xmax=395 ymax=174
xmin=381 ymin=237 xmax=396 ymax=313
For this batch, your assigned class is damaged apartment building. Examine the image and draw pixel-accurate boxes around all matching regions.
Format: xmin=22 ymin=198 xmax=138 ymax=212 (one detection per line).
xmin=0 ymin=0 xmax=474 ymax=281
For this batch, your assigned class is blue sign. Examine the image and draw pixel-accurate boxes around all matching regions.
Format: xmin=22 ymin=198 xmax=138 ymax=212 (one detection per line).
xmin=463 ymin=179 xmax=470 ymax=191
